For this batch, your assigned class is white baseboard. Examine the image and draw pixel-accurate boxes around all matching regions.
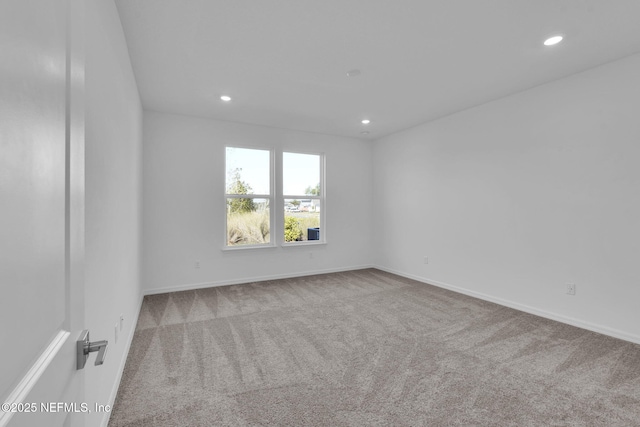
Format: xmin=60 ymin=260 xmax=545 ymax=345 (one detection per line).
xmin=143 ymin=264 xmax=375 ymax=296
xmin=375 ymin=265 xmax=640 ymax=346
xmin=100 ymin=292 xmax=145 ymax=427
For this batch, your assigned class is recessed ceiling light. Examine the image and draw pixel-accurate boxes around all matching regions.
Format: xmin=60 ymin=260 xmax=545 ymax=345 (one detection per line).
xmin=361 ymin=119 xmax=371 ymax=125
xmin=543 ymin=35 xmax=563 ymax=46
xmin=220 ymin=95 xmax=232 ymax=102
xmin=347 ymin=69 xmax=361 ymax=77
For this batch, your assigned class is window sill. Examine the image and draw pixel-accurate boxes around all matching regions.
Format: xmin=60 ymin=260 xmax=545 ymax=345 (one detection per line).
xmin=221 ymin=244 xmax=277 ymax=252
xmin=281 ymin=241 xmax=327 ymax=248
xmin=221 ymin=241 xmax=327 ymax=251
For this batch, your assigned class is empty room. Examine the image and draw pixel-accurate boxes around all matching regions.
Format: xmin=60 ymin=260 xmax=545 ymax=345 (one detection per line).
xmin=2 ymin=0 xmax=640 ymax=426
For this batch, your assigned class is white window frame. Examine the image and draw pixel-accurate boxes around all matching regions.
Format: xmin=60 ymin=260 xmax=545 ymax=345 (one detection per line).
xmin=280 ymin=150 xmax=326 ymax=246
xmin=223 ymin=146 xmax=326 ymax=249
xmin=223 ymin=145 xmax=275 ymax=250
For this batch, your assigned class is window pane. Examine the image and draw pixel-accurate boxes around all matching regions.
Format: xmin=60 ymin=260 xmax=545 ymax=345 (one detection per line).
xmin=226 ymin=147 xmax=270 ymax=195
xmin=283 ymin=152 xmax=320 ymax=196
xmin=227 ymin=198 xmax=270 ymax=246
xmin=284 ymin=199 xmax=320 ymax=242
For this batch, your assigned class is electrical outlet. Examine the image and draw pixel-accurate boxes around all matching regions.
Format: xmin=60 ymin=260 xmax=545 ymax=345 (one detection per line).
xmin=423 ymin=256 xmax=429 ymax=264
xmin=195 ymin=260 xmax=200 ymax=269
xmin=566 ymin=284 xmax=576 ymax=296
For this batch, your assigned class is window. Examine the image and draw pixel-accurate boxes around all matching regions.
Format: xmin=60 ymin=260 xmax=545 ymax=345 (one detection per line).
xmin=225 ymin=147 xmax=324 ymax=248
xmin=283 ymin=152 xmax=323 ymax=243
xmin=225 ymin=147 xmax=273 ymax=247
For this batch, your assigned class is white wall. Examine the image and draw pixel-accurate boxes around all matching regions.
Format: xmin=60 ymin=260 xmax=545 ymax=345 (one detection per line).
xmin=373 ymin=53 xmax=640 ymax=343
xmin=143 ymin=112 xmax=374 ymax=293
xmin=85 ymin=1 xmax=143 ymax=425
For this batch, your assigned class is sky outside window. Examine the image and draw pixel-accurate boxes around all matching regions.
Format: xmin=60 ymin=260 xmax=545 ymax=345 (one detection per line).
xmin=226 ymin=147 xmax=270 ymax=195
xmin=283 ymin=152 xmax=320 ymax=195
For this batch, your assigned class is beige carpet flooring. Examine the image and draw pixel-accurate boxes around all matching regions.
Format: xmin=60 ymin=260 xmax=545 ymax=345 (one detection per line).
xmin=108 ymin=269 xmax=640 ymax=426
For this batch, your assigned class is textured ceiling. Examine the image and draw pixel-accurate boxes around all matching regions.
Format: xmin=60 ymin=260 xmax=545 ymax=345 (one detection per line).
xmin=115 ymin=0 xmax=640 ymax=139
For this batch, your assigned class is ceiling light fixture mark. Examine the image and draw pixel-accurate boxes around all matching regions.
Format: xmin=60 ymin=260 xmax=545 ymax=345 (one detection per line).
xmin=543 ymin=35 xmax=563 ymax=46
xmin=361 ymin=119 xmax=371 ymax=125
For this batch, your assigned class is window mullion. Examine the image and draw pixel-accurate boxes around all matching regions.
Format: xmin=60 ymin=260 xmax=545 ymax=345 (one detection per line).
xmin=274 ymin=148 xmax=283 ymax=246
